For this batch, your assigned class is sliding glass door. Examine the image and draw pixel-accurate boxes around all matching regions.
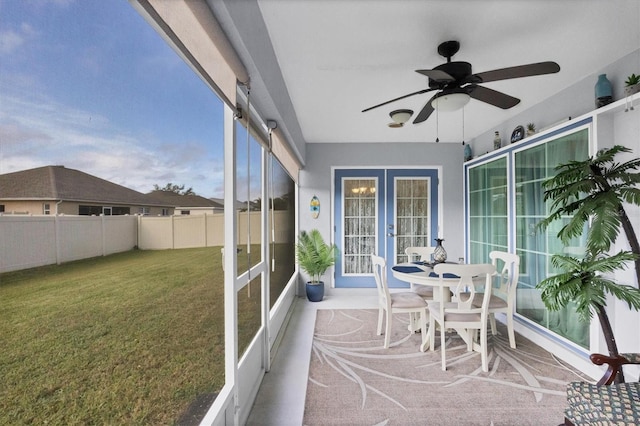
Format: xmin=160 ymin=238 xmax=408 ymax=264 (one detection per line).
xmin=465 ymin=120 xmax=591 ymax=349
xmin=514 ymin=127 xmax=590 ymax=347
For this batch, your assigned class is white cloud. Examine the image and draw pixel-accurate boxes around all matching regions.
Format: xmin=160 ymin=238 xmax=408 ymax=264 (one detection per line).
xmin=0 ymin=29 xmax=25 ymax=55
xmin=0 ymin=92 xmax=225 ymax=197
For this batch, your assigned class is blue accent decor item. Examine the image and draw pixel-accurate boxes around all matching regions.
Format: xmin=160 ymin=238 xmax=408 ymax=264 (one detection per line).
xmin=392 ymin=265 xmax=425 ymax=274
xmin=464 ymin=143 xmax=472 ymax=161
xmin=595 ymin=74 xmax=613 ymax=108
xmin=306 ymin=282 xmax=324 ymax=302
xmin=428 ymin=272 xmax=460 ymax=279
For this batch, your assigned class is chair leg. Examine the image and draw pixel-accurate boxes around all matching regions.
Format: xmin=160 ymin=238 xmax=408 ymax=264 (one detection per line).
xmin=441 ymin=321 xmax=447 ymax=371
xmin=480 ymin=325 xmax=488 ymax=372
xmin=384 ymin=310 xmax=392 ymax=349
xmin=466 ymin=329 xmax=474 ymax=352
xmin=428 ymin=314 xmax=436 ymax=352
xmin=409 ymin=312 xmax=418 ymax=332
xmin=377 ymin=307 xmax=384 ymax=336
xmin=419 ymin=309 xmax=428 ymax=352
xmin=506 ymin=311 xmax=516 ymax=349
xmin=489 ymin=313 xmax=497 ymax=336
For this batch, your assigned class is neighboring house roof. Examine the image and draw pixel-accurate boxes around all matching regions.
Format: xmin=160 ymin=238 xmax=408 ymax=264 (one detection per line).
xmin=209 ymin=197 xmax=245 ymax=210
xmin=147 ymin=190 xmax=223 ymax=209
xmin=0 ymin=165 xmax=169 ymax=207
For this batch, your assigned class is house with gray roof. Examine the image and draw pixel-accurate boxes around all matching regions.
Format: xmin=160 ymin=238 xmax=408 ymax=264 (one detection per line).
xmin=0 ymin=165 xmax=173 ymax=216
xmin=147 ymin=190 xmax=223 ymax=215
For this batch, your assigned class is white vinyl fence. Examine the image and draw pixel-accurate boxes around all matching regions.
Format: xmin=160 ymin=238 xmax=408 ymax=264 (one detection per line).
xmin=0 ymin=211 xmax=291 ymax=273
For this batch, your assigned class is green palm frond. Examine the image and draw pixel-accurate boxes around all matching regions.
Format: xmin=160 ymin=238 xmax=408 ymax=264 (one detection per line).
xmin=538 ymin=251 xmax=640 ymax=323
xmin=296 ymin=229 xmax=337 ymax=283
xmin=538 ymin=145 xmax=640 ymax=252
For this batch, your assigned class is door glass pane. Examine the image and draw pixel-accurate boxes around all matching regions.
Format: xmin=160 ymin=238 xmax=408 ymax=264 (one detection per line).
xmin=468 ymin=157 xmax=508 ymax=264
xmin=235 ymin=123 xmax=263 ymax=360
xmin=342 ymin=178 xmax=376 ymax=274
xmin=268 ymin=156 xmax=296 ymax=308
xmin=514 ymin=128 xmax=589 ymax=348
xmin=395 ymin=178 xmax=430 ymax=264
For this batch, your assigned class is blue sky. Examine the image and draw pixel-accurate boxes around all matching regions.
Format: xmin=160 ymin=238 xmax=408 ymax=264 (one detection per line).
xmin=0 ymin=0 xmax=256 ymax=199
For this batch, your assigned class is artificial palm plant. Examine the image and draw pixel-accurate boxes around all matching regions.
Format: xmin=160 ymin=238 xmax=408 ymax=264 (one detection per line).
xmin=296 ymin=229 xmax=337 ymax=283
xmin=537 ymin=145 xmax=640 ymax=382
xmin=296 ymin=229 xmax=337 ymax=301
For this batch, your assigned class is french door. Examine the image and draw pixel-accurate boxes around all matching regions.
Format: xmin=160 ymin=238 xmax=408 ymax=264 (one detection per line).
xmin=334 ymin=168 xmax=439 ymax=288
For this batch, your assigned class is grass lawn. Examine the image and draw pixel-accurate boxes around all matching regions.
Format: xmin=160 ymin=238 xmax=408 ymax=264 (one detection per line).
xmin=0 ymin=247 xmax=250 ymax=425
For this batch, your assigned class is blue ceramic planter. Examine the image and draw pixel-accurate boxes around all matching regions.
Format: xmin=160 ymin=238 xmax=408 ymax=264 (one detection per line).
xmin=306 ymin=282 xmax=324 ymax=302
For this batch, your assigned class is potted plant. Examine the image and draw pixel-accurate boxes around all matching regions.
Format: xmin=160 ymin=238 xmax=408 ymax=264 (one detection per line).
xmin=526 ymin=122 xmax=536 ymax=137
xmin=625 ymin=73 xmax=640 ymax=96
xmin=296 ymin=229 xmax=337 ymax=302
xmin=537 ymin=145 xmax=640 ymax=383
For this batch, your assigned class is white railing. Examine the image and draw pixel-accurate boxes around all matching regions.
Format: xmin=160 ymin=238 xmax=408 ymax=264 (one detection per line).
xmin=0 ymin=211 xmax=292 ymax=273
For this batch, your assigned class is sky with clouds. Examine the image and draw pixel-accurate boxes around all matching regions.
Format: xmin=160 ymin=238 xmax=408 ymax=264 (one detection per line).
xmin=0 ymin=0 xmax=262 ymax=199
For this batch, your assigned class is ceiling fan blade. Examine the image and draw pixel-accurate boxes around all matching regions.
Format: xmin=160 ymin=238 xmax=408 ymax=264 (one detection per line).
xmin=412 ymin=94 xmax=437 ymax=124
xmin=415 ymin=69 xmax=455 ymax=82
xmin=362 ymin=88 xmax=434 ymax=113
xmin=473 ymin=61 xmax=560 ymax=83
xmin=468 ymin=85 xmax=520 ymax=109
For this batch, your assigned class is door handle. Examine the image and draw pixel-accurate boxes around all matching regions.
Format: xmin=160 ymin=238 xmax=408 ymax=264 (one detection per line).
xmin=387 ymin=232 xmax=395 ymax=237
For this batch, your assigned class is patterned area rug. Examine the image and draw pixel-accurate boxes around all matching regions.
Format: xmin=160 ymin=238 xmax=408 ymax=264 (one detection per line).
xmin=303 ymin=309 xmax=590 ymax=426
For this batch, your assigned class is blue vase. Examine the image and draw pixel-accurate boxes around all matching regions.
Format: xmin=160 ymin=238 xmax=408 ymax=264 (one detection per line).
xmin=595 ymin=74 xmax=613 ymax=108
xmin=464 ymin=143 xmax=472 ymax=161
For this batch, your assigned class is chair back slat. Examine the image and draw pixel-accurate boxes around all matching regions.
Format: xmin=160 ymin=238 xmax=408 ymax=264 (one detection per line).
xmin=433 ymin=263 xmax=496 ymax=313
xmin=489 ymin=251 xmax=520 ymax=305
xmin=371 ymin=254 xmax=391 ymax=306
xmin=405 ymin=246 xmax=435 ymax=263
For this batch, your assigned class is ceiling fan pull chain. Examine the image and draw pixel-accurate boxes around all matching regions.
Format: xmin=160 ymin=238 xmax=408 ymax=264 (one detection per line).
xmin=435 ymin=107 xmax=439 ymax=143
xmin=462 ymin=107 xmax=465 ymax=145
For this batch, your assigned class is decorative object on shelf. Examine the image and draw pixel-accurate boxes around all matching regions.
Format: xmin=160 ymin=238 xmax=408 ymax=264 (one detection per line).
xmin=433 ymin=238 xmax=447 ymax=263
xmin=624 ymin=73 xmax=640 ymax=96
xmin=595 ymin=73 xmax=613 ymax=108
xmin=463 ymin=142 xmax=473 ymax=161
xmin=493 ymin=131 xmax=502 ymax=150
xmin=310 ymin=195 xmax=320 ymax=219
xmin=526 ymin=122 xmax=536 ymax=137
xmin=510 ymin=125 xmax=525 ymax=143
xmin=296 ymin=229 xmax=338 ymax=302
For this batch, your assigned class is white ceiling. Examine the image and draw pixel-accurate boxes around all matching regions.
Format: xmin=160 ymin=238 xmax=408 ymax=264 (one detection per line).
xmin=214 ymin=0 xmax=640 ymax=147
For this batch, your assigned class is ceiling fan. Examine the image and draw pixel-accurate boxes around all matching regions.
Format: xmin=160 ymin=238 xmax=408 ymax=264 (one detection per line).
xmin=362 ymin=40 xmax=560 ymax=124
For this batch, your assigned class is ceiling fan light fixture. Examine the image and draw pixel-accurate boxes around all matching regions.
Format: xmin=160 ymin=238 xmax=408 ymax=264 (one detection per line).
xmin=389 ymin=109 xmax=413 ymax=124
xmin=431 ymin=92 xmax=470 ymax=111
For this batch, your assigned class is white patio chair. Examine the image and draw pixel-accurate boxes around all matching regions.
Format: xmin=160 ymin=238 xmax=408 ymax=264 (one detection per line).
xmin=464 ymin=251 xmax=520 ymax=348
xmin=371 ymin=254 xmax=429 ymax=352
xmin=404 ymin=246 xmax=436 ymax=300
xmin=487 ymin=251 xmax=520 ymax=348
xmin=428 ymin=262 xmax=496 ymax=372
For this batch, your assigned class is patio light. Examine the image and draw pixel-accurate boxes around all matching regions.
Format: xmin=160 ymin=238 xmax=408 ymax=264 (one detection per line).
xmin=388 ymin=109 xmax=414 ymax=128
xmin=431 ymin=90 xmax=470 ymax=111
